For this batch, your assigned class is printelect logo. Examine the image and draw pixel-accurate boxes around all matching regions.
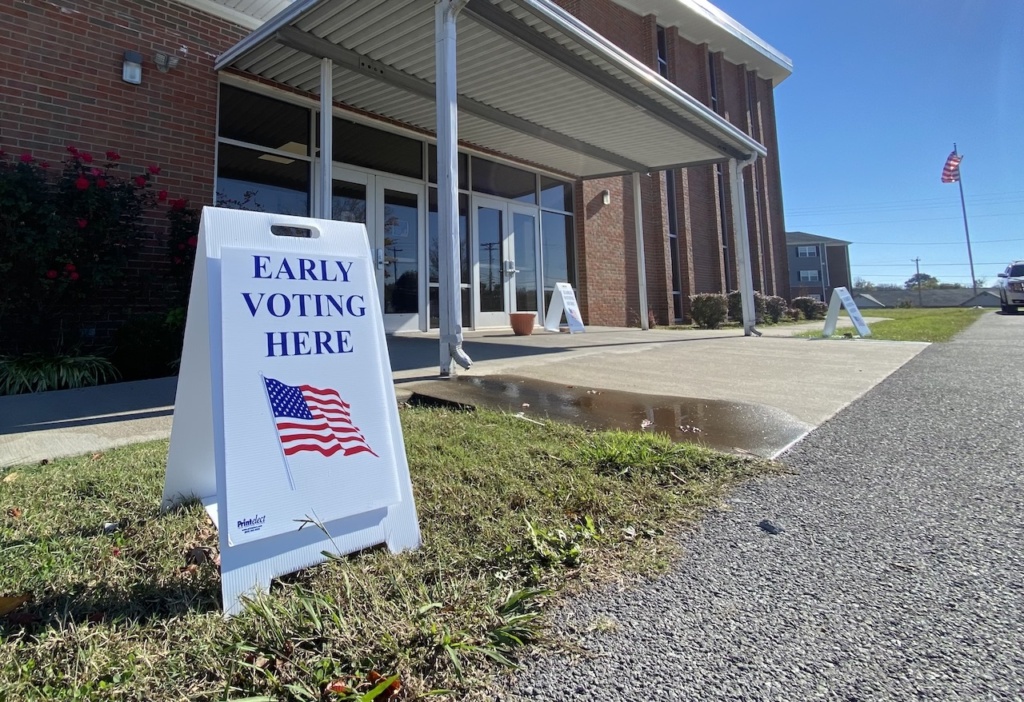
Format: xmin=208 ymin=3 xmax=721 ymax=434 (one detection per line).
xmin=237 ymin=514 xmax=267 ymax=534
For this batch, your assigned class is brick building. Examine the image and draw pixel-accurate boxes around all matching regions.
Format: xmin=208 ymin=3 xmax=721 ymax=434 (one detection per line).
xmin=1 ymin=0 xmax=791 ymax=342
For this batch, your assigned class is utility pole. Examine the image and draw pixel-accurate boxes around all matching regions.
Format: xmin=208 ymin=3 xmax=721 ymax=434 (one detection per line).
xmin=912 ymin=257 xmax=923 ymax=307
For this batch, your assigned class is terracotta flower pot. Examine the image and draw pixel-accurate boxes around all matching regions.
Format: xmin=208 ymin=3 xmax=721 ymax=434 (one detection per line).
xmin=509 ymin=311 xmax=536 ymax=336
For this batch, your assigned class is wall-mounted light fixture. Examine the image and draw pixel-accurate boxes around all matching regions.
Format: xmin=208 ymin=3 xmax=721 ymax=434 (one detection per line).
xmin=601 ymin=189 xmax=611 ymax=206
xmin=154 ymin=51 xmax=180 ymax=73
xmin=122 ymin=50 xmax=143 ymax=85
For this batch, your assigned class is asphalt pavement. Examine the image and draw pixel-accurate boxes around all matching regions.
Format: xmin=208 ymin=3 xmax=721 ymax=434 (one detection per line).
xmin=503 ymin=310 xmax=1024 ymax=701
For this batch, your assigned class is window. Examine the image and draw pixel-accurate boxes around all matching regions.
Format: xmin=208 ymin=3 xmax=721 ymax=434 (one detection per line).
xmin=330 ymin=117 xmax=423 ymax=179
xmin=708 ymin=52 xmax=719 ymax=112
xmin=472 ymin=157 xmax=536 ymax=203
xmin=797 ymin=245 xmax=819 ymax=258
xmin=807 ymin=293 xmax=822 ymax=301
xmin=799 ymin=270 xmax=820 ymax=282
xmin=216 ymin=142 xmax=309 ymax=216
xmin=666 ymin=170 xmax=682 ymax=321
xmin=541 ymin=211 xmax=575 ymax=311
xmin=219 ymin=85 xmax=309 ymax=155
xmin=428 ymin=145 xmax=469 ymax=190
xmin=540 ymin=176 xmax=572 ymax=212
xmin=656 ymin=26 xmax=669 ymax=79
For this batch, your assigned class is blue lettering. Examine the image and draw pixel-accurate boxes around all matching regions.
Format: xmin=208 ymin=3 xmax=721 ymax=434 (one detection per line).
xmin=347 ymin=295 xmax=366 ymax=317
xmin=292 ymin=331 xmax=311 ymax=356
xmin=275 ymin=258 xmax=296 ymax=280
xmin=253 ymin=255 xmax=271 ymax=279
xmin=266 ymin=293 xmax=291 ymax=317
xmin=266 ymin=332 xmax=289 ymax=357
xmin=299 ymin=258 xmax=316 ymax=281
xmin=241 ymin=292 xmax=264 ymax=317
xmin=337 ymin=330 xmax=354 ymax=353
xmin=335 ymin=260 xmax=353 ymax=282
xmin=313 ymin=330 xmax=334 ymax=355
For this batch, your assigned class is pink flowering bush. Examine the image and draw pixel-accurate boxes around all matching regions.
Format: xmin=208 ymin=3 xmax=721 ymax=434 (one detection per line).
xmin=0 ymin=146 xmax=161 ymax=355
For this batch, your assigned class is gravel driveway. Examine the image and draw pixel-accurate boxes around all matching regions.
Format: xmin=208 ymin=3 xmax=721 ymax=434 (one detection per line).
xmin=504 ymin=311 xmax=1024 ymax=701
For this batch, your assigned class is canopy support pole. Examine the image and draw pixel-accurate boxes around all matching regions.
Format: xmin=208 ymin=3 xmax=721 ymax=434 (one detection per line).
xmin=633 ymin=172 xmax=649 ymax=330
xmin=318 ymin=57 xmax=333 ymax=219
xmin=436 ymin=0 xmax=472 ymax=376
xmin=729 ymin=157 xmax=760 ymax=336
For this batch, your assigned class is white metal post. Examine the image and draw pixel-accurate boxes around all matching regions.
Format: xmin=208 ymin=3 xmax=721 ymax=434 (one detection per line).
xmin=435 ymin=0 xmax=471 ymax=376
xmin=318 ymin=57 xmax=333 ymax=220
xmin=728 ymin=158 xmax=758 ymax=336
xmin=632 ymin=172 xmax=649 ymax=330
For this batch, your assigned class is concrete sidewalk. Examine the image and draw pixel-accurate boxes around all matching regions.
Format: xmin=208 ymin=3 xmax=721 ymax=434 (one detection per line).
xmin=0 ymin=320 xmax=925 ymax=468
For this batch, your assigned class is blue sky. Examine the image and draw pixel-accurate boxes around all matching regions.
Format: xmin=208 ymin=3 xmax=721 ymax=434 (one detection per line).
xmin=713 ymin=0 xmax=1024 ymax=289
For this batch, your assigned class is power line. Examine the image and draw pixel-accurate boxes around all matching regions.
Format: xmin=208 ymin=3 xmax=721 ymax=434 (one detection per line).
xmin=786 ymin=189 xmax=1024 ymax=215
xmin=836 ymin=237 xmax=1024 ymax=246
xmin=853 ymin=261 xmax=1007 ymax=267
xmin=789 ymin=211 xmax=1024 ymax=227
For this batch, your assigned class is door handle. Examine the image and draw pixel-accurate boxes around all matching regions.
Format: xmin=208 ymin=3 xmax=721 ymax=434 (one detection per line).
xmin=376 ymin=248 xmax=384 ymax=269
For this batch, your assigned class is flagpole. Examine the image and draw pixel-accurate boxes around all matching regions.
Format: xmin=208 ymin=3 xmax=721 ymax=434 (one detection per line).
xmin=953 ymin=143 xmax=977 ymax=296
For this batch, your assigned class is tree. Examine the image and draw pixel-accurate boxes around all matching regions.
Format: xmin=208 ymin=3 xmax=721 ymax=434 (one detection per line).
xmin=904 ymin=272 xmax=939 ymax=290
xmin=853 ymin=276 xmax=875 ymax=291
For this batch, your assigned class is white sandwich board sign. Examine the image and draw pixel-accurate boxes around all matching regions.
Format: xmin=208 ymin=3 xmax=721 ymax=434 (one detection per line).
xmin=543 ymin=282 xmax=585 ymax=333
xmin=163 ymin=207 xmax=419 ymax=616
xmin=822 ymin=286 xmax=872 ymax=338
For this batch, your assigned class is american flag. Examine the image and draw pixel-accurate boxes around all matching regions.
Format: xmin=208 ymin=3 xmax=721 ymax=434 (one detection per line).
xmin=941 ymin=151 xmax=963 ymax=183
xmin=263 ymin=377 xmax=378 ymax=459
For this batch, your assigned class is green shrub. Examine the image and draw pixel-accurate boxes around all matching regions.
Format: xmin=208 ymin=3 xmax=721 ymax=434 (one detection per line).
xmin=764 ymin=295 xmax=787 ymax=323
xmin=792 ymin=296 xmax=828 ymax=320
xmin=787 ymin=307 xmax=805 ymax=322
xmin=897 ymin=298 xmax=914 ymax=308
xmin=689 ymin=293 xmax=728 ymax=329
xmin=0 ymin=147 xmax=162 ymax=355
xmin=0 ymin=353 xmax=119 ymax=395
xmin=727 ymin=290 xmax=768 ymax=324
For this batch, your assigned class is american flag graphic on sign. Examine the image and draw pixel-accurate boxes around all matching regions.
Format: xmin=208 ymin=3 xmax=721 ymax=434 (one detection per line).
xmin=941 ymin=151 xmax=962 ymax=183
xmin=263 ymin=377 xmax=378 ymax=459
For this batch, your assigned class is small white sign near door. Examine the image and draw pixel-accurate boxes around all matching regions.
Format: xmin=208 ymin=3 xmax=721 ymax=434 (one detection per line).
xmin=822 ymin=286 xmax=871 ymax=338
xmin=163 ymin=207 xmax=419 ymax=616
xmin=544 ymin=282 xmax=585 ymax=333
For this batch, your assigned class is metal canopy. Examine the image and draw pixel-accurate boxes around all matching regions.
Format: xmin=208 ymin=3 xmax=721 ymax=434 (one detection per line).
xmin=216 ymin=0 xmax=767 ymax=178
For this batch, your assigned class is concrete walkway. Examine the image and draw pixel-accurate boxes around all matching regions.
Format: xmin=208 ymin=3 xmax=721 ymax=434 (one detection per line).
xmin=502 ymin=306 xmax=1022 ymax=701
xmin=0 ymin=318 xmax=924 ymax=468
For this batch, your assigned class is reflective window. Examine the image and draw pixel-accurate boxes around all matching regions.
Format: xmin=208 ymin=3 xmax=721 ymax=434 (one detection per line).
xmin=541 ymin=211 xmax=575 ymax=310
xmin=472 ymin=158 xmax=536 ymax=204
xmin=216 ymin=143 xmax=309 ymax=216
xmin=478 ymin=206 xmax=505 ymax=313
xmin=540 ymin=176 xmax=573 ymax=212
xmin=332 ymin=180 xmax=366 ymax=223
xmin=427 ymin=189 xmax=470 ymax=284
xmin=219 ymin=85 xmax=309 ymax=156
xmin=799 ymin=269 xmax=820 ymax=282
xmin=427 ymin=145 xmax=469 ymax=190
xmin=429 ymin=287 xmax=472 ymax=329
xmin=513 ymin=212 xmax=538 ymax=312
xmin=330 ymin=117 xmax=423 ymax=179
xmin=382 ymin=189 xmax=420 ymax=314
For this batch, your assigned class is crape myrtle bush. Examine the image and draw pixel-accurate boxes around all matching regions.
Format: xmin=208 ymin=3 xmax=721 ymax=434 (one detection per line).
xmin=764 ymin=295 xmax=787 ymax=323
xmin=0 ymin=146 xmax=196 ymax=363
xmin=689 ymin=292 xmax=728 ymax=329
xmin=791 ymin=295 xmax=828 ymax=320
xmin=727 ymin=290 xmax=767 ymax=324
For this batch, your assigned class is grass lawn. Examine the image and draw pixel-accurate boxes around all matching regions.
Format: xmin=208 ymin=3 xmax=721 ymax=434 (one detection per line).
xmin=0 ymin=407 xmax=769 ymax=701
xmin=796 ymin=307 xmax=989 ymax=343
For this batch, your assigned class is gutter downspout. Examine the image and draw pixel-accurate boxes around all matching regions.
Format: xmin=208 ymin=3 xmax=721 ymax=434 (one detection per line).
xmin=436 ymin=0 xmax=473 ymax=376
xmin=728 ymin=155 xmax=761 ymax=337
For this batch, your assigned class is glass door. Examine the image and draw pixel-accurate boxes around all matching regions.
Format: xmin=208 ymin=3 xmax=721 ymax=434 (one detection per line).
xmin=375 ymin=177 xmax=424 ymax=332
xmin=473 ymin=197 xmax=540 ymax=328
xmin=330 ymin=168 xmax=425 ymax=333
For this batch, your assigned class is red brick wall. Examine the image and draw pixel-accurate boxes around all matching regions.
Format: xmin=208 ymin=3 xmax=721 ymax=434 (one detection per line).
xmin=0 ymin=0 xmax=247 ymax=335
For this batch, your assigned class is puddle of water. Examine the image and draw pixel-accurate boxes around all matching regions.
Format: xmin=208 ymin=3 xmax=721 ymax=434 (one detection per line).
xmin=403 ymin=374 xmax=809 ymax=458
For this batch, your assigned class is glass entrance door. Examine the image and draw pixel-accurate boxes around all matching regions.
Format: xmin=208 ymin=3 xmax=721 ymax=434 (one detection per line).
xmin=331 ymin=167 xmax=424 ymax=332
xmin=473 ymin=197 xmax=539 ymax=328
